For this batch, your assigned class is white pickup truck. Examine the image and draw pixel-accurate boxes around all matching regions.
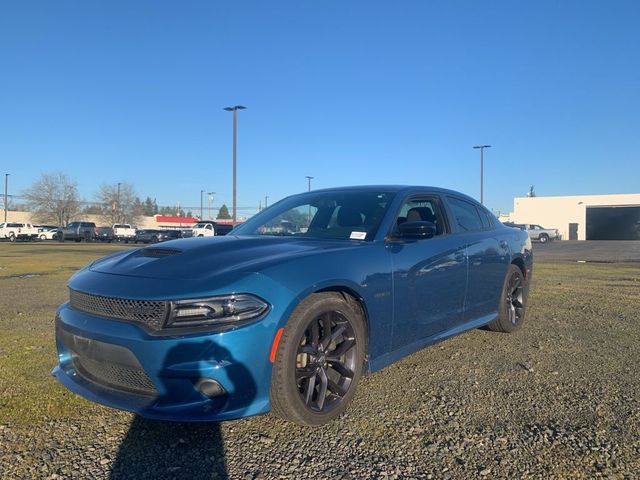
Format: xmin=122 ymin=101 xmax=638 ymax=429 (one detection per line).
xmin=112 ymin=224 xmax=136 ymax=242
xmin=187 ymin=221 xmax=216 ymax=237
xmin=0 ymin=222 xmax=39 ymax=242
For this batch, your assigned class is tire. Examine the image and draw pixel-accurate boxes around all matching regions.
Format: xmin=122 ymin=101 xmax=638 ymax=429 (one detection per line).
xmin=486 ymin=265 xmax=527 ymax=333
xmin=57 ymin=232 xmax=64 ymax=242
xmin=538 ymin=233 xmax=549 ymax=244
xmin=150 ymin=236 xmax=158 ymax=244
xmin=9 ymin=232 xmax=16 ymax=243
xmin=40 ymin=234 xmax=46 ymax=241
xmin=270 ymin=292 xmax=366 ymax=426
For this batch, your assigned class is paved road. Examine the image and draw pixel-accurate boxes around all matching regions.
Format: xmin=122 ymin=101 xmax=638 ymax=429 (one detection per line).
xmin=534 ymin=240 xmax=640 ymax=263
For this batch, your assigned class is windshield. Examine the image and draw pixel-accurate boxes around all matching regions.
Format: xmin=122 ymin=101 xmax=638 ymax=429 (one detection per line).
xmin=233 ymin=190 xmax=396 ymax=240
xmin=193 ymin=223 xmax=210 ymax=228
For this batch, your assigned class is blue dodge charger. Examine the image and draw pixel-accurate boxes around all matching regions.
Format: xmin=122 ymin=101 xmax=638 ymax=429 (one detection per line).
xmin=53 ymin=186 xmax=532 ymax=426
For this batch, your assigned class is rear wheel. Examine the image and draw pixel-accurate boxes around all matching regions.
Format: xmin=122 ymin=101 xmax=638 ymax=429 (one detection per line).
xmin=9 ymin=232 xmax=16 ymax=242
xmin=270 ymin=292 xmax=366 ymax=426
xmin=487 ymin=265 xmax=527 ymax=333
xmin=40 ymin=234 xmax=46 ymax=240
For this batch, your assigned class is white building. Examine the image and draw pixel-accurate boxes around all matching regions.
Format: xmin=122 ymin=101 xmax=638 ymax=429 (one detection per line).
xmin=502 ymin=193 xmax=640 ymax=240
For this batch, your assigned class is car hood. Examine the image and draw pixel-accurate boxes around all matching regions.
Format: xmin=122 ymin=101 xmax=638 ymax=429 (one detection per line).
xmin=89 ymin=235 xmax=361 ymax=280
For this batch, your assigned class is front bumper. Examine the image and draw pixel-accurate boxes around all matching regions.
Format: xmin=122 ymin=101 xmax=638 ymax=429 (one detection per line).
xmin=53 ymin=302 xmax=278 ymax=421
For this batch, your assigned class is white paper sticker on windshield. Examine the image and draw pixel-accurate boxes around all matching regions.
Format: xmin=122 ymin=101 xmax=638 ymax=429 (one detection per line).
xmin=350 ymin=231 xmax=367 ymax=240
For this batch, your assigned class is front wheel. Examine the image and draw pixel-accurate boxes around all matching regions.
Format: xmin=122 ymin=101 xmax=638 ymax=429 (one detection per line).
xmin=538 ymin=233 xmax=549 ymax=244
xmin=40 ymin=234 xmax=46 ymax=240
xmin=9 ymin=233 xmax=16 ymax=242
xmin=270 ymin=292 xmax=366 ymax=426
xmin=487 ymin=265 xmax=527 ymax=333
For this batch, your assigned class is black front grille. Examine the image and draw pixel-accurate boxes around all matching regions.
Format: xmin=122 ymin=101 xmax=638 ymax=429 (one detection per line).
xmin=58 ymin=329 xmax=157 ymax=396
xmin=69 ymin=289 xmax=169 ymax=330
xmin=73 ymin=355 xmax=157 ymax=396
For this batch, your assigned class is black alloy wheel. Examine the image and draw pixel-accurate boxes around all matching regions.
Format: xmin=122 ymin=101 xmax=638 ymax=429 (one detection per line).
xmin=504 ymin=270 xmax=524 ymax=326
xmin=270 ymin=292 xmax=366 ymax=426
xmin=487 ymin=264 xmax=527 ymax=333
xmin=295 ymin=311 xmax=357 ymax=413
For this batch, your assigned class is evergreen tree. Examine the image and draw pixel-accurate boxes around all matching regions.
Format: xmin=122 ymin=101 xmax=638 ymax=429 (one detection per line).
xmin=217 ymin=204 xmax=231 ymax=219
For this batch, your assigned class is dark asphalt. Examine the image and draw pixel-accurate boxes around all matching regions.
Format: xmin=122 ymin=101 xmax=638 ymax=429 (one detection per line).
xmin=533 ymin=240 xmax=640 ymax=263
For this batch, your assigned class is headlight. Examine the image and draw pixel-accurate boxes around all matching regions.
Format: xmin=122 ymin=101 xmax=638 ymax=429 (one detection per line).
xmin=166 ymin=294 xmax=269 ymax=328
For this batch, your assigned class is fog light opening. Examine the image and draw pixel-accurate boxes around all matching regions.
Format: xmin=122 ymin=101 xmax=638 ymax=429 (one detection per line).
xmin=196 ymin=379 xmax=226 ymax=398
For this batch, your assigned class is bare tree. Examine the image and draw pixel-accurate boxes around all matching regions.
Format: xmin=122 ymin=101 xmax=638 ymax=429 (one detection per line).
xmin=96 ymin=182 xmax=142 ymax=225
xmin=23 ymin=172 xmax=81 ymax=226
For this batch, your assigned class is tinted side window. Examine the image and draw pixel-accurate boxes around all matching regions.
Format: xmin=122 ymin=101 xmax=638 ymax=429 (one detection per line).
xmin=447 ymin=197 xmax=484 ymax=233
xmin=394 ymin=197 xmax=446 ymax=235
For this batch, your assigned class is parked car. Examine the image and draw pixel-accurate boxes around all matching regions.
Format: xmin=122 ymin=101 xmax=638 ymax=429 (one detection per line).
xmin=96 ymin=227 xmax=115 ymax=243
xmin=134 ymin=229 xmax=182 ymax=244
xmin=57 ymin=222 xmax=98 ymax=242
xmin=503 ymin=222 xmax=559 ymax=243
xmin=53 ymin=186 xmax=532 ymax=426
xmin=182 ymin=221 xmax=233 ymax=238
xmin=112 ymin=224 xmax=136 ymax=242
xmin=37 ymin=227 xmax=60 ymax=241
xmin=0 ymin=222 xmax=39 ymax=242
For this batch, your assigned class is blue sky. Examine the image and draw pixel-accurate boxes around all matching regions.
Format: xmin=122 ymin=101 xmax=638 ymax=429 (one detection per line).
xmin=1 ymin=1 xmax=639 ymax=216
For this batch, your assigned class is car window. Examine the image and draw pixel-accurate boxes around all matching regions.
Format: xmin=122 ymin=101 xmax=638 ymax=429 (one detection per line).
xmin=446 ymin=197 xmax=484 ymax=233
xmin=234 ymin=190 xmax=395 ymax=241
xmin=394 ymin=198 xmax=445 ymax=236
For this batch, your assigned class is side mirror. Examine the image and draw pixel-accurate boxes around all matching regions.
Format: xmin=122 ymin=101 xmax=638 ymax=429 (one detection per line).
xmin=396 ymin=221 xmax=436 ymax=239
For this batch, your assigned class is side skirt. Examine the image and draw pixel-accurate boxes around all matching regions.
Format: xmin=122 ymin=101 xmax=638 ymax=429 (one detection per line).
xmin=367 ymin=312 xmax=498 ymax=373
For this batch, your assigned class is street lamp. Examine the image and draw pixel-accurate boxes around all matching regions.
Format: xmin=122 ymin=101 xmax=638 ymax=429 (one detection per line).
xmin=200 ymin=190 xmax=204 ymax=220
xmin=224 ymin=105 xmax=247 ymax=224
xmin=473 ymin=145 xmax=491 ymax=204
xmin=4 ymin=173 xmax=9 ymax=222
xmin=305 ymin=176 xmax=314 ymax=192
xmin=208 ymin=192 xmax=215 ymax=220
xmin=116 ymin=182 xmax=122 ymax=223
xmin=264 ymin=195 xmax=269 ymax=208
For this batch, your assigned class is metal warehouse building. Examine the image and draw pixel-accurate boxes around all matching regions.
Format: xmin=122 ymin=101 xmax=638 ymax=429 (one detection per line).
xmin=506 ymin=193 xmax=640 ymax=241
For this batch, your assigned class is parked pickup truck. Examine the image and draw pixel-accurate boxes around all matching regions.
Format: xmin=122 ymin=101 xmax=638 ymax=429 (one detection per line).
xmin=112 ymin=224 xmax=136 ymax=242
xmin=182 ymin=221 xmax=234 ymax=238
xmin=504 ymin=222 xmax=559 ymax=243
xmin=57 ymin=222 xmax=98 ymax=242
xmin=0 ymin=222 xmax=39 ymax=242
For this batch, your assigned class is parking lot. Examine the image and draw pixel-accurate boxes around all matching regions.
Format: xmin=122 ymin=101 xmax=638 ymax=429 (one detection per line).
xmin=0 ymin=242 xmax=639 ymax=479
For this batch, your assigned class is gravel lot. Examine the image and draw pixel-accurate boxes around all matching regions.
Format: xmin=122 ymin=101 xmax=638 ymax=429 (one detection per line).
xmin=1 ymin=243 xmax=639 ymax=479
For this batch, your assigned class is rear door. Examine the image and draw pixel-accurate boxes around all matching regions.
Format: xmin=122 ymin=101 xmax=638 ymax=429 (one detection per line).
xmin=445 ymin=196 xmax=509 ymax=324
xmin=388 ymin=194 xmax=468 ymax=350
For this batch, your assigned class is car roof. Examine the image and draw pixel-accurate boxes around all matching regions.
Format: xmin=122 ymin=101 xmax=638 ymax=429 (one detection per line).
xmin=295 ymin=185 xmax=481 ymax=205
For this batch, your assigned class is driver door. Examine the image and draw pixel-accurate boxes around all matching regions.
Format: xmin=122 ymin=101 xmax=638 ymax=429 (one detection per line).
xmin=388 ymin=195 xmax=468 ymax=350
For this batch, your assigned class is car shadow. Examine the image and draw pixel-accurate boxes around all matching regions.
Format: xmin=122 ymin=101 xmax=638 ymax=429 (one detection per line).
xmin=109 ymin=340 xmax=257 ymax=480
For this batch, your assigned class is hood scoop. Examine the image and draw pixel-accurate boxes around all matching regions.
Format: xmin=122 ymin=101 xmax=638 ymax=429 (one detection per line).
xmin=136 ymin=248 xmax=182 ymax=258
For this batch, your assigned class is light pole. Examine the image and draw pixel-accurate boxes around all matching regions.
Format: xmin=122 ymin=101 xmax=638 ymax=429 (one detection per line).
xmin=116 ymin=182 xmax=122 ymax=223
xmin=208 ymin=192 xmax=215 ymax=220
xmin=4 ymin=173 xmax=9 ymax=222
xmin=224 ymin=105 xmax=247 ymax=224
xmin=200 ymin=190 xmax=204 ymax=220
xmin=305 ymin=176 xmax=314 ymax=225
xmin=473 ymin=145 xmax=491 ymax=204
xmin=264 ymin=195 xmax=269 ymax=208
